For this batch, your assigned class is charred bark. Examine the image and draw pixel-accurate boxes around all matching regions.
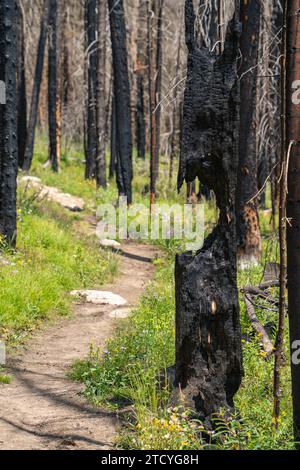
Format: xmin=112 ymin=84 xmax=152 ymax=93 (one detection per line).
xmin=85 ymin=0 xmax=97 ymax=180
xmin=286 ymin=0 xmax=300 ymax=445
xmin=154 ymin=0 xmax=164 ymax=178
xmin=175 ymin=0 xmax=243 ymax=425
xmin=236 ymin=0 xmax=261 ymax=268
xmin=22 ymin=0 xmax=49 ymax=172
xmin=148 ymin=0 xmax=157 ymax=204
xmin=108 ymin=0 xmax=133 ymax=204
xmin=17 ymin=1 xmax=27 ymax=169
xmin=96 ymin=0 xmax=107 ymax=188
xmin=109 ymin=93 xmax=117 ymax=180
xmin=0 ymin=0 xmax=18 ymax=246
xmin=48 ymin=0 xmax=60 ymax=172
xmin=136 ymin=74 xmax=146 ymax=159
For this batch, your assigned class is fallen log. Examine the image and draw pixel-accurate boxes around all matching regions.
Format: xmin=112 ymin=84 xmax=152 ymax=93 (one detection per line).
xmin=244 ymin=294 xmax=274 ymax=359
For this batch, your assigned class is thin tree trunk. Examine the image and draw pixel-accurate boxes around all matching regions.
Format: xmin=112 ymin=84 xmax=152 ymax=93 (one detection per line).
xmin=148 ymin=0 xmax=157 ymax=205
xmin=273 ymin=0 xmax=288 ymax=431
xmin=108 ymin=0 xmax=133 ymax=204
xmin=135 ymin=0 xmax=146 ymax=160
xmin=17 ymin=0 xmax=27 ymax=169
xmin=174 ymin=0 xmax=243 ymax=425
xmin=154 ymin=0 xmax=164 ymax=179
xmin=85 ymin=0 xmax=97 ymax=180
xmin=96 ymin=0 xmax=107 ymax=188
xmin=236 ymin=0 xmax=262 ymax=269
xmin=48 ymin=0 xmax=60 ymax=172
xmin=136 ymin=73 xmax=146 ymax=159
xmin=22 ymin=0 xmax=49 ymax=171
xmin=169 ymin=21 xmax=183 ymax=187
xmin=109 ymin=93 xmax=117 ymax=180
xmin=286 ymin=0 xmax=300 ymax=445
xmin=0 ymin=0 xmax=18 ymax=246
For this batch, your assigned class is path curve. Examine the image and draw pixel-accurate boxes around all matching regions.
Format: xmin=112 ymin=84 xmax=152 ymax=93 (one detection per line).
xmin=0 ymin=241 xmax=158 ymax=450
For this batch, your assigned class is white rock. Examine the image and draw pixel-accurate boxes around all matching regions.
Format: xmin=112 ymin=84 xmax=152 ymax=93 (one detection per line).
xmin=20 ymin=176 xmax=42 ymax=184
xmin=109 ymin=308 xmax=131 ymax=319
xmin=99 ymin=239 xmax=121 ymax=249
xmin=70 ymin=290 xmax=127 ymax=306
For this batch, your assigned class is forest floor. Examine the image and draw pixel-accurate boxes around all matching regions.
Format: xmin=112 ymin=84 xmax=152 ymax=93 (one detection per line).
xmin=0 ymin=181 xmax=159 ymax=450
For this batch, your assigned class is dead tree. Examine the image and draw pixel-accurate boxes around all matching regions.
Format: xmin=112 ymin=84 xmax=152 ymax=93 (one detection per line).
xmin=85 ymin=0 xmax=97 ymax=179
xmin=109 ymin=93 xmax=117 ymax=179
xmin=17 ymin=0 xmax=27 ymax=169
xmin=174 ymin=0 xmax=243 ymax=426
xmin=0 ymin=0 xmax=18 ymax=246
xmin=108 ymin=0 xmax=133 ymax=204
xmin=169 ymin=22 xmax=183 ymax=187
xmin=286 ymin=0 xmax=300 ymax=445
xmin=96 ymin=0 xmax=107 ymax=188
xmin=135 ymin=0 xmax=146 ymax=160
xmin=148 ymin=0 xmax=157 ymax=205
xmin=22 ymin=0 xmax=49 ymax=172
xmin=136 ymin=73 xmax=146 ymax=159
xmin=48 ymin=0 xmax=61 ymax=172
xmin=236 ymin=0 xmax=261 ymax=268
xmin=154 ymin=0 xmax=164 ymax=178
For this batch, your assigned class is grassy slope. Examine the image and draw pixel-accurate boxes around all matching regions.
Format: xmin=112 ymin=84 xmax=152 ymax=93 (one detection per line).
xmin=0 ymin=139 xmax=118 ymax=349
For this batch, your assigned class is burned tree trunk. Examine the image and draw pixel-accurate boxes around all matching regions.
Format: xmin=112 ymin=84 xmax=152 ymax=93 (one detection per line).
xmin=136 ymin=74 xmax=146 ymax=160
xmin=135 ymin=0 xmax=146 ymax=160
xmin=0 ymin=0 xmax=18 ymax=246
xmin=108 ymin=0 xmax=133 ymax=204
xmin=96 ymin=0 xmax=107 ymax=188
xmin=286 ymin=0 xmax=300 ymax=445
xmin=236 ymin=0 xmax=261 ymax=268
xmin=22 ymin=0 xmax=49 ymax=172
xmin=148 ymin=0 xmax=156 ymax=204
xmin=154 ymin=0 xmax=164 ymax=178
xmin=17 ymin=1 xmax=27 ymax=169
xmin=109 ymin=93 xmax=117 ymax=180
xmin=85 ymin=0 xmax=97 ymax=180
xmin=48 ymin=0 xmax=60 ymax=172
xmin=175 ymin=0 xmax=243 ymax=425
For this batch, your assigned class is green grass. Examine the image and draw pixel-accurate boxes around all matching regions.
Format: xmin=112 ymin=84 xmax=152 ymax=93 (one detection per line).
xmin=3 ymin=132 xmax=294 ymax=449
xmin=0 ymin=367 xmax=11 ymax=384
xmin=70 ymin=180 xmax=294 ymax=450
xmin=0 ymin=147 xmax=118 ymax=345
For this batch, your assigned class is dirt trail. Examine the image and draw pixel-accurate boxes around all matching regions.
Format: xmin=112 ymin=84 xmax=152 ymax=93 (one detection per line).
xmin=0 ymin=221 xmax=158 ymax=449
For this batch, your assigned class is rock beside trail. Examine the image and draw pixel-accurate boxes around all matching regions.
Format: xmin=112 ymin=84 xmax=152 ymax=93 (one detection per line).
xmin=70 ymin=290 xmax=127 ymax=306
xmin=19 ymin=176 xmax=84 ymax=212
xmin=99 ymin=239 xmax=121 ymax=249
xmin=109 ymin=308 xmax=131 ymax=319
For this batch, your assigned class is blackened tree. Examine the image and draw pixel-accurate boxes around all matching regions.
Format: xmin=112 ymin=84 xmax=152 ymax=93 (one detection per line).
xmin=236 ymin=0 xmax=261 ymax=268
xmin=85 ymin=0 xmax=97 ymax=179
xmin=17 ymin=0 xmax=27 ymax=169
xmin=108 ymin=0 xmax=133 ymax=204
xmin=48 ymin=0 xmax=60 ymax=172
xmin=22 ymin=0 xmax=49 ymax=172
xmin=174 ymin=0 xmax=243 ymax=425
xmin=96 ymin=0 xmax=107 ymax=188
xmin=286 ymin=0 xmax=300 ymax=445
xmin=0 ymin=0 xmax=18 ymax=246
